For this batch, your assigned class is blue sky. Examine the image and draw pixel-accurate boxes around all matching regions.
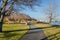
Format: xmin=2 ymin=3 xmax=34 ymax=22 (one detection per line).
xmin=0 ymin=0 xmax=60 ymax=21
xmin=19 ymin=0 xmax=60 ymax=21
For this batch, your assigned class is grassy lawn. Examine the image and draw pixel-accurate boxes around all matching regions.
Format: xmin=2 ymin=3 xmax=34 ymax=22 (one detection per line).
xmin=0 ymin=24 xmax=29 ymax=40
xmin=35 ymin=23 xmax=60 ymax=40
xmin=35 ymin=23 xmax=52 ymax=27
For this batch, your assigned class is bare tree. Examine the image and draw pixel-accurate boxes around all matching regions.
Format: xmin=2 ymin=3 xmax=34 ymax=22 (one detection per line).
xmin=0 ymin=0 xmax=41 ymax=32
xmin=43 ymin=0 xmax=57 ymax=23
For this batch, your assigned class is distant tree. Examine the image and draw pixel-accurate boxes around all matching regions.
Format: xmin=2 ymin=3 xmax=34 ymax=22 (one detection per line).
xmin=0 ymin=0 xmax=41 ymax=32
xmin=43 ymin=0 xmax=57 ymax=23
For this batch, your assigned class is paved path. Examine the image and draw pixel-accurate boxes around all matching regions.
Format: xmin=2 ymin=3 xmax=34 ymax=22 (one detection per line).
xmin=19 ymin=25 xmax=47 ymax=40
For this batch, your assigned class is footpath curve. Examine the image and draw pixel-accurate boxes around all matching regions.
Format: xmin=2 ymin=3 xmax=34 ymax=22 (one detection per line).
xmin=19 ymin=24 xmax=47 ymax=40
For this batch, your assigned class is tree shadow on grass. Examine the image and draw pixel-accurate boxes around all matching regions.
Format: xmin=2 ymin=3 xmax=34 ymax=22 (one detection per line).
xmin=0 ymin=32 xmax=21 ymax=38
xmin=19 ymin=25 xmax=48 ymax=40
xmin=0 ymin=24 xmax=59 ymax=33
xmin=36 ymin=24 xmax=60 ymax=29
xmin=51 ymin=25 xmax=60 ymax=27
xmin=0 ymin=24 xmax=60 ymax=40
xmin=41 ymin=32 xmax=60 ymax=40
xmin=40 ymin=25 xmax=60 ymax=40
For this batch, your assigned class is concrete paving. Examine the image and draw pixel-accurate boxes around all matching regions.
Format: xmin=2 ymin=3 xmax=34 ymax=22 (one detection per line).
xmin=19 ymin=25 xmax=47 ymax=40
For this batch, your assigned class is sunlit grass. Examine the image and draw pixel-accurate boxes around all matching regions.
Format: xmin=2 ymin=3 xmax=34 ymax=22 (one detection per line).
xmin=3 ymin=24 xmax=28 ymax=31
xmin=0 ymin=24 xmax=29 ymax=40
xmin=35 ymin=23 xmax=52 ymax=27
xmin=43 ymin=27 xmax=60 ymax=40
xmin=35 ymin=23 xmax=60 ymax=40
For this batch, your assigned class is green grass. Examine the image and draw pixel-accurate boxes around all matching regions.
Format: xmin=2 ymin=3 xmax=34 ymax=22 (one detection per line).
xmin=35 ymin=23 xmax=60 ymax=40
xmin=35 ymin=23 xmax=52 ymax=27
xmin=3 ymin=24 xmax=28 ymax=31
xmin=0 ymin=24 xmax=29 ymax=40
xmin=1 ymin=23 xmax=60 ymax=40
xmin=29 ymin=21 xmax=37 ymax=24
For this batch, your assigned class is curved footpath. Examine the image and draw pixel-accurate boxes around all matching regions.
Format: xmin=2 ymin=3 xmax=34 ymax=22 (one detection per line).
xmin=19 ymin=24 xmax=47 ymax=40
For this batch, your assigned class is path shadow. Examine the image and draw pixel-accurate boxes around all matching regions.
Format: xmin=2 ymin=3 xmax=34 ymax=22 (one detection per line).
xmin=51 ymin=25 xmax=60 ymax=27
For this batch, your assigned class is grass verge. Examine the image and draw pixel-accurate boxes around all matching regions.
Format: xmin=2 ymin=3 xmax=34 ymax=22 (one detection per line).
xmin=35 ymin=23 xmax=60 ymax=40
xmin=0 ymin=24 xmax=28 ymax=40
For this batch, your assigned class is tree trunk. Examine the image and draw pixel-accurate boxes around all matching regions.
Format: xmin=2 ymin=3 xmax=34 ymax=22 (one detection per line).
xmin=0 ymin=22 xmax=2 ymax=32
xmin=49 ymin=18 xmax=52 ymax=23
xmin=0 ymin=12 xmax=5 ymax=32
xmin=0 ymin=0 xmax=8 ymax=32
xmin=49 ymin=13 xmax=52 ymax=23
